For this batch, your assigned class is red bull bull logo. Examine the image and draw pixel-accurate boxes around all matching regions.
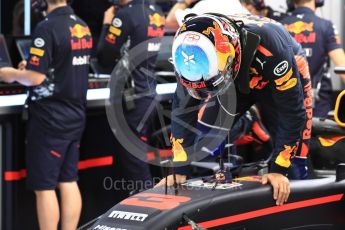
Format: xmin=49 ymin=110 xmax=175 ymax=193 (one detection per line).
xmin=29 ymin=56 xmax=40 ymax=66
xmin=250 ymin=76 xmax=262 ymax=89
xmin=147 ymin=13 xmax=165 ymax=37
xmin=303 ymin=81 xmax=313 ymax=141
xmin=70 ymin=24 xmax=91 ymax=38
xmin=284 ymin=21 xmax=314 ymax=34
xmin=294 ymin=32 xmax=316 ymax=44
xmin=106 ymin=33 xmax=116 ymax=44
xmin=275 ymin=145 xmax=296 ymax=168
xmin=171 ymin=137 xmax=187 ymax=162
xmin=249 ymin=76 xmax=269 ymax=90
xmin=70 ymin=24 xmax=92 ymax=50
xmin=203 ymin=22 xmax=235 ymax=72
xmin=149 ymin=13 xmax=165 ymax=27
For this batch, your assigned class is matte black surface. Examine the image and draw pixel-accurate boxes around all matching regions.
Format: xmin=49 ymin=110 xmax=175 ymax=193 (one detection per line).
xmin=90 ymin=177 xmax=345 ymax=230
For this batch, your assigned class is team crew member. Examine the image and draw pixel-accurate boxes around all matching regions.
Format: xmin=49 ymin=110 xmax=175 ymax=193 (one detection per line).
xmin=281 ymin=0 xmax=345 ymax=118
xmin=157 ymin=14 xmax=312 ymax=206
xmin=0 ymin=0 xmax=92 ymax=229
xmin=97 ymin=0 xmax=165 ymax=190
xmin=240 ymin=0 xmax=288 ymax=21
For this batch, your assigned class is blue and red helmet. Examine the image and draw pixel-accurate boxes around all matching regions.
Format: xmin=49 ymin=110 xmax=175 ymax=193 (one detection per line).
xmin=172 ymin=14 xmax=242 ymax=100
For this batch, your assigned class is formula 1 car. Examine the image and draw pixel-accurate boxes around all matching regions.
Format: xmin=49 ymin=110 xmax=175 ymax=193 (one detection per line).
xmin=80 ymin=70 xmax=345 ymax=230
xmin=81 ymin=117 xmax=345 ymax=230
xmin=81 ymin=164 xmax=345 ymax=230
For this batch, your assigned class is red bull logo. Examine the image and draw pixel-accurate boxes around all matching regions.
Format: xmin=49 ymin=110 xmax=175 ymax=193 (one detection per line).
xmin=203 ymin=22 xmax=235 ymax=72
xmin=70 ymin=24 xmax=91 ymax=39
xmin=149 ymin=13 xmax=165 ymax=27
xmin=250 ymin=76 xmax=263 ymax=89
xmin=70 ymin=24 xmax=92 ymax=50
xmin=171 ymin=137 xmax=187 ymax=162
xmin=249 ymin=76 xmax=269 ymax=90
xmin=275 ymin=145 xmax=296 ymax=168
xmin=147 ymin=13 xmax=165 ymax=37
xmin=284 ymin=21 xmax=314 ymax=34
xmin=29 ymin=56 xmax=40 ymax=66
xmin=295 ymin=55 xmax=310 ymax=80
xmin=179 ymin=79 xmax=206 ymax=89
xmin=294 ymin=33 xmax=316 ymax=44
xmin=106 ymin=33 xmax=116 ymax=44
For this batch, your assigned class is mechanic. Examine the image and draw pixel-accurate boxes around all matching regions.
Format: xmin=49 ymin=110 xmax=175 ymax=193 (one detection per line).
xmin=156 ymin=13 xmax=312 ymax=206
xmin=281 ymin=0 xmax=345 ymax=118
xmin=97 ymin=0 xmax=165 ymax=191
xmin=165 ymin=0 xmax=248 ymax=30
xmin=240 ymin=0 xmax=288 ymax=21
xmin=0 ymin=0 xmax=92 ymax=229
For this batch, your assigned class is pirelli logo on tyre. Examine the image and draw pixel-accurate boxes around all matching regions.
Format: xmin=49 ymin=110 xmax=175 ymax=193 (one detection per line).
xmin=274 ymin=60 xmax=289 ymax=76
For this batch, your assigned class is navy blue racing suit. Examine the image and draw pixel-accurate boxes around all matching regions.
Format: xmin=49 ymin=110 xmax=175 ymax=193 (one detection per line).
xmin=281 ymin=7 xmax=343 ymax=118
xmin=171 ymin=15 xmax=312 ymax=178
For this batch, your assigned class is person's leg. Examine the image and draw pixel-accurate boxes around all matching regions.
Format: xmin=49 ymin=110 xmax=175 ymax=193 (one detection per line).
xmin=58 ymin=140 xmax=82 ymax=230
xmin=26 ymin=118 xmax=67 ymax=230
xmin=58 ymin=182 xmax=82 ymax=230
xmin=35 ymin=190 xmax=59 ymax=230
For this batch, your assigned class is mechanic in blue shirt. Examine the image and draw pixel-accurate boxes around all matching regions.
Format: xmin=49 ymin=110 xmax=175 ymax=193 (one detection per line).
xmin=240 ymin=0 xmax=288 ymax=21
xmin=97 ymin=0 xmax=165 ymax=192
xmin=0 ymin=0 xmax=92 ymax=229
xmin=156 ymin=13 xmax=312 ymax=206
xmin=281 ymin=0 xmax=345 ymax=118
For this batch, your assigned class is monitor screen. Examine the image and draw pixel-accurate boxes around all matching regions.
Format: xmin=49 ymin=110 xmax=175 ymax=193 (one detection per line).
xmin=0 ymin=34 xmax=12 ymax=68
xmin=16 ymin=38 xmax=32 ymax=61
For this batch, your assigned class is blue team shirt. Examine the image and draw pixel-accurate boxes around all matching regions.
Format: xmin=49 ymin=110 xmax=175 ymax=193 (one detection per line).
xmin=281 ymin=7 xmax=342 ymax=117
xmin=26 ymin=6 xmax=92 ymax=139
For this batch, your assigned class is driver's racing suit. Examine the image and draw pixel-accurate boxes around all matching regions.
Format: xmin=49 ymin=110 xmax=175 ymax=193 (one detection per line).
xmin=171 ymin=15 xmax=312 ymax=177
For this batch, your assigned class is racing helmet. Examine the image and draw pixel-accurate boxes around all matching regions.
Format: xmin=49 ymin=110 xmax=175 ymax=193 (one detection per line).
xmin=172 ymin=14 xmax=242 ymax=100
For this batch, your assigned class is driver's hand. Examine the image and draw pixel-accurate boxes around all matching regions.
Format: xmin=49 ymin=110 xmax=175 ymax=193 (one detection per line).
xmin=155 ymin=174 xmax=187 ymax=187
xmin=261 ymin=173 xmax=290 ymax=206
xmin=103 ymin=6 xmax=116 ymax=25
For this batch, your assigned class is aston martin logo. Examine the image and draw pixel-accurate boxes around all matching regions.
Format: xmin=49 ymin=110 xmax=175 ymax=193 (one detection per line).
xmin=182 ymin=51 xmax=195 ymax=65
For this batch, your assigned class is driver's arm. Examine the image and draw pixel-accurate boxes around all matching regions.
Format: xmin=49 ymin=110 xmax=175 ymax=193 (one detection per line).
xmin=155 ymin=83 xmax=201 ymax=187
xmin=259 ymin=40 xmax=309 ymax=206
xmin=171 ymin=83 xmax=202 ymax=172
xmin=266 ymin=52 xmax=307 ymax=176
